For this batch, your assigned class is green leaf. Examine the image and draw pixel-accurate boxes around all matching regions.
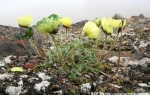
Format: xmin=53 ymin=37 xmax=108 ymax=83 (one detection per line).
xmin=68 ymin=73 xmax=76 ymax=79
xmin=17 ymin=27 xmax=33 ymax=39
xmin=68 ymin=89 xmax=76 ymax=95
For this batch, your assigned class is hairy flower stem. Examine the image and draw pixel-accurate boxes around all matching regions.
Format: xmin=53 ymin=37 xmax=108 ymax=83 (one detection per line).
xmin=104 ymin=29 xmax=119 ymax=58
xmin=95 ymin=38 xmax=98 ymax=49
xmin=100 ymin=30 xmax=122 ymax=77
xmin=50 ymin=34 xmax=62 ymax=64
xmin=65 ymin=28 xmax=68 ymax=42
xmin=100 ymin=35 xmax=107 ymax=59
xmin=95 ymin=35 xmax=107 ymax=65
xmin=29 ymin=37 xmax=43 ymax=57
xmin=111 ymin=28 xmax=123 ymax=76
xmin=20 ymin=39 xmax=33 ymax=56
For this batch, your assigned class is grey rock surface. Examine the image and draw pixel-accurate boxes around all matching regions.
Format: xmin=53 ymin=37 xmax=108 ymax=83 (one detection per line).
xmin=0 ymin=25 xmax=43 ymax=57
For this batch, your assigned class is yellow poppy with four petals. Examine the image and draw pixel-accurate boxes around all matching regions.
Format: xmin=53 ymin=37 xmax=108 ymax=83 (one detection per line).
xmin=101 ymin=17 xmax=113 ymax=34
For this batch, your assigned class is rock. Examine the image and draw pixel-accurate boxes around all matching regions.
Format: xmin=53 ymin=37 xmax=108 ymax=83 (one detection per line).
xmin=80 ymin=83 xmax=91 ymax=94
xmin=139 ymin=14 xmax=145 ymax=19
xmin=134 ymin=87 xmax=146 ymax=93
xmin=0 ymin=25 xmax=43 ymax=57
xmin=5 ymin=86 xmax=22 ymax=95
xmin=0 ymin=73 xmax=13 ymax=80
xmin=0 ymin=60 xmax=5 ymax=67
xmin=34 ymin=81 xmax=50 ymax=91
xmin=139 ymin=40 xmax=150 ymax=48
xmin=37 ymin=72 xmax=51 ymax=81
xmin=112 ymin=14 xmax=125 ymax=20
xmin=4 ymin=55 xmax=16 ymax=64
xmin=108 ymin=56 xmax=118 ymax=64
xmin=54 ymin=90 xmax=63 ymax=95
xmin=138 ymin=83 xmax=149 ymax=87
xmin=108 ymin=56 xmax=150 ymax=67
xmin=112 ymin=84 xmax=122 ymax=88
xmin=129 ymin=14 xmax=147 ymax=24
xmin=72 ymin=20 xmax=88 ymax=28
xmin=138 ymin=57 xmax=150 ymax=67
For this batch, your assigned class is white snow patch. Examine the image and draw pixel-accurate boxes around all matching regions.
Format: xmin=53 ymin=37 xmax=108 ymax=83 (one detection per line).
xmin=37 ymin=72 xmax=51 ymax=81
xmin=34 ymin=81 xmax=50 ymax=91
xmin=5 ymin=86 xmax=22 ymax=95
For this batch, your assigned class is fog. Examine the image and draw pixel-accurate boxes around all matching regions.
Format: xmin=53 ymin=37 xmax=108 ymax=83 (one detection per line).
xmin=0 ymin=0 xmax=150 ymax=27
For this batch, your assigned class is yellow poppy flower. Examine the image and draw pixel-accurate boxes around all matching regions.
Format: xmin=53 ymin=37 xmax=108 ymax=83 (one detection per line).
xmin=101 ymin=17 xmax=113 ymax=34
xmin=93 ymin=18 xmax=101 ymax=27
xmin=122 ymin=19 xmax=126 ymax=29
xmin=61 ymin=17 xmax=72 ymax=28
xmin=17 ymin=15 xmax=33 ymax=27
xmin=112 ymin=19 xmax=122 ymax=29
xmin=83 ymin=21 xmax=100 ymax=38
xmin=11 ymin=67 xmax=24 ymax=72
xmin=108 ymin=18 xmax=113 ymax=27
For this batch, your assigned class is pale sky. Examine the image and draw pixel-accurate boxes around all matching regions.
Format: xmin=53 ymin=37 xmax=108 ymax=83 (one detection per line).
xmin=0 ymin=0 xmax=150 ymax=27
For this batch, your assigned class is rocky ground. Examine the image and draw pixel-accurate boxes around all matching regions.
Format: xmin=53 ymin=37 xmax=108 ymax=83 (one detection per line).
xmin=0 ymin=14 xmax=150 ymax=95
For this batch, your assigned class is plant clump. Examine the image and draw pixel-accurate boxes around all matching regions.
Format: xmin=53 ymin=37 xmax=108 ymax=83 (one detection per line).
xmin=15 ymin=14 xmax=127 ymax=84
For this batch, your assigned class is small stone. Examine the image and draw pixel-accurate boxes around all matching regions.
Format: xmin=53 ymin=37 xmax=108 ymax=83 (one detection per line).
xmin=17 ymin=62 xmax=24 ymax=67
xmin=34 ymin=81 xmax=50 ymax=91
xmin=37 ymin=72 xmax=51 ymax=81
xmin=112 ymin=84 xmax=122 ymax=88
xmin=139 ymin=57 xmax=150 ymax=67
xmin=108 ymin=56 xmax=118 ymax=64
xmin=134 ymin=87 xmax=146 ymax=93
xmin=4 ymin=55 xmax=13 ymax=64
xmin=50 ymin=46 xmax=55 ymax=50
xmin=138 ymin=83 xmax=148 ymax=87
xmin=80 ymin=83 xmax=91 ymax=94
xmin=54 ymin=90 xmax=63 ymax=95
xmin=85 ymin=74 xmax=90 ymax=78
xmin=43 ymin=70 xmax=48 ymax=73
xmin=139 ymin=40 xmax=150 ymax=48
xmin=19 ymin=56 xmax=27 ymax=62
xmin=18 ymin=78 xmax=23 ymax=86
xmin=0 ymin=60 xmax=5 ymax=67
